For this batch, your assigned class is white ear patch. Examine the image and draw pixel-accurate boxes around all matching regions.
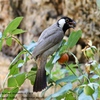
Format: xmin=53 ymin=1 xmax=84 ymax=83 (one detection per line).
xmin=58 ymin=19 xmax=66 ymax=28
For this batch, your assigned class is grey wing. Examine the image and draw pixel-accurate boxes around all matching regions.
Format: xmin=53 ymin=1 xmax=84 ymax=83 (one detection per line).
xmin=38 ymin=23 xmax=58 ymax=42
xmin=32 ymin=30 xmax=64 ymax=59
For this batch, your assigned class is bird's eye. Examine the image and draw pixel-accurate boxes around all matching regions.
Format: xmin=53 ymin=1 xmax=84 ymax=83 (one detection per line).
xmin=66 ymin=19 xmax=69 ymax=22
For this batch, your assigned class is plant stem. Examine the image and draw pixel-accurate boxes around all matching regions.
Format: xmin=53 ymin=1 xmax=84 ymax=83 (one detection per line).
xmin=69 ymin=52 xmax=84 ymax=75
xmin=91 ymin=95 xmax=94 ymax=100
xmin=12 ymin=36 xmax=32 ymax=56
xmin=3 ymin=35 xmax=32 ymax=56
xmin=2 ymin=72 xmax=9 ymax=90
xmin=25 ymin=73 xmax=36 ymax=79
xmin=66 ymin=63 xmax=82 ymax=84
xmin=66 ymin=63 xmax=77 ymax=77
xmin=77 ymin=63 xmax=84 ymax=75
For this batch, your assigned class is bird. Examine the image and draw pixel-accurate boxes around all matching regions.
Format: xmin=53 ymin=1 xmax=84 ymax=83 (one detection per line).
xmin=32 ymin=16 xmax=76 ymax=92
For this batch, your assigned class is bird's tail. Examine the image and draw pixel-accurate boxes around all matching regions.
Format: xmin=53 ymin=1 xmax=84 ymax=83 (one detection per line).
xmin=33 ymin=57 xmax=47 ymax=92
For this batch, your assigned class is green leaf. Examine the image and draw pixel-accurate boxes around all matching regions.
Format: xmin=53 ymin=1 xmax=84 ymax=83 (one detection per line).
xmin=78 ymin=75 xmax=84 ymax=80
xmin=3 ymin=17 xmax=23 ymax=36
xmin=66 ymin=30 xmax=82 ymax=49
xmin=56 ymin=93 xmax=66 ymax=100
xmin=26 ymin=71 xmax=36 ymax=85
xmin=78 ymin=91 xmax=93 ymax=100
xmin=24 ymin=41 xmax=37 ymax=53
xmin=45 ymin=56 xmax=54 ymax=74
xmin=8 ymin=77 xmax=18 ymax=87
xmin=0 ymin=39 xmax=3 ymax=50
xmin=59 ymin=41 xmax=68 ymax=54
xmin=31 ymin=66 xmax=37 ymax=71
xmin=56 ymin=75 xmax=77 ymax=85
xmin=0 ymin=88 xmax=11 ymax=99
xmin=65 ymin=92 xmax=75 ymax=100
xmin=98 ymin=87 xmax=100 ymax=98
xmin=9 ymin=50 xmax=26 ymax=69
xmin=9 ymin=59 xmax=24 ymax=76
xmin=52 ymin=52 xmax=60 ymax=64
xmin=11 ymin=29 xmax=25 ymax=35
xmin=84 ymin=85 xmax=94 ymax=95
xmin=0 ymin=88 xmax=19 ymax=100
xmin=6 ymin=87 xmax=19 ymax=100
xmin=9 ymin=65 xmax=19 ymax=76
xmin=15 ymin=73 xmax=25 ymax=86
xmin=78 ymin=89 xmax=98 ymax=100
xmin=8 ymin=73 xmax=25 ymax=87
xmin=66 ymin=64 xmax=77 ymax=75
xmin=50 ymin=67 xmax=67 ymax=81
xmin=17 ymin=59 xmax=24 ymax=68
xmin=6 ymin=37 xmax=12 ymax=46
xmin=45 ymin=83 xmax=72 ymax=100
xmin=88 ymin=83 xmax=99 ymax=90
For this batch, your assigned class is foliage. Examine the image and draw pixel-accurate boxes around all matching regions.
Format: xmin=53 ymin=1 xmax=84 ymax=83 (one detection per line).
xmin=0 ymin=17 xmax=100 ymax=100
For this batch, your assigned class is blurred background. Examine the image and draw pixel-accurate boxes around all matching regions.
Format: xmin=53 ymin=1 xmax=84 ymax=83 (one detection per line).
xmin=0 ymin=0 xmax=100 ymax=99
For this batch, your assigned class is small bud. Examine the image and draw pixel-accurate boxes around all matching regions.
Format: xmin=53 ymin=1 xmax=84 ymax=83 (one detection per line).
xmin=85 ymin=60 xmax=98 ymax=74
xmin=91 ymin=46 xmax=97 ymax=53
xmin=85 ymin=47 xmax=94 ymax=58
xmin=82 ymin=46 xmax=97 ymax=58
xmin=90 ymin=60 xmax=98 ymax=70
xmin=85 ymin=63 xmax=91 ymax=74
xmin=87 ymin=40 xmax=92 ymax=46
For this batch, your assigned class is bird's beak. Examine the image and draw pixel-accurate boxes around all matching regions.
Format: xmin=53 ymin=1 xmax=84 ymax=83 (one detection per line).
xmin=69 ymin=21 xmax=76 ymax=28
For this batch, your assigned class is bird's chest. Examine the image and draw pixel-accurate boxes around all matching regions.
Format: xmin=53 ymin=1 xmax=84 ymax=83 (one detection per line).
xmin=43 ymin=42 xmax=61 ymax=57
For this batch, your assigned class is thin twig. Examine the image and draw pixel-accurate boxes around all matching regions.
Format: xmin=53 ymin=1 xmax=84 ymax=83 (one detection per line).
xmin=12 ymin=36 xmax=32 ymax=56
xmin=2 ymin=72 xmax=9 ymax=90
xmin=66 ymin=63 xmax=82 ymax=84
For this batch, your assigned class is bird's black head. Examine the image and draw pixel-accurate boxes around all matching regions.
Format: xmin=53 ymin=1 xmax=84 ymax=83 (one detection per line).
xmin=57 ymin=16 xmax=76 ymax=33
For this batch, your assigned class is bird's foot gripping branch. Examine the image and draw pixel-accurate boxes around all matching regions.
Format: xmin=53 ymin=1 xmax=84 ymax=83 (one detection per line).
xmin=0 ymin=17 xmax=100 ymax=100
